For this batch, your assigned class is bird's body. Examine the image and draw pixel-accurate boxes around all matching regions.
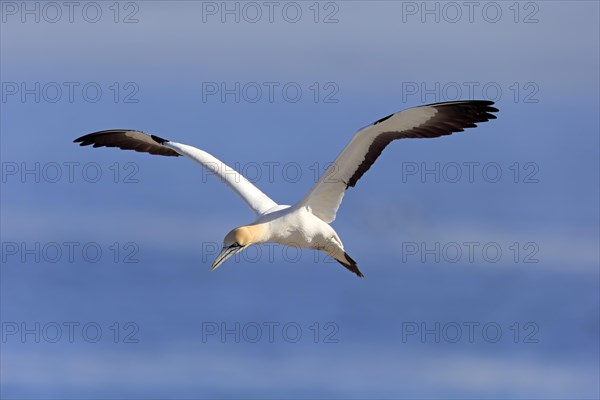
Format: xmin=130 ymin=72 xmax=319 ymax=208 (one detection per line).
xmin=75 ymin=100 xmax=498 ymax=277
xmin=256 ymin=206 xmax=349 ymax=262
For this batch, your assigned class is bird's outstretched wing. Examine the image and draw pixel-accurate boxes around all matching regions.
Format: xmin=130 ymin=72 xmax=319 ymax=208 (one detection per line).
xmin=74 ymin=130 xmax=278 ymax=215
xmin=297 ymin=100 xmax=499 ymax=223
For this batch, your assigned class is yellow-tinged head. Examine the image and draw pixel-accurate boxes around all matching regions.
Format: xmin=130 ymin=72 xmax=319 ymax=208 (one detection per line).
xmin=211 ymin=224 xmax=267 ymax=271
xmin=223 ymin=226 xmax=254 ymax=247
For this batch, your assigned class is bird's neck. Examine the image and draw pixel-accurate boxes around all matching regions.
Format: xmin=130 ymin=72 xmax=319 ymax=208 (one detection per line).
xmin=244 ymin=223 xmax=270 ymax=244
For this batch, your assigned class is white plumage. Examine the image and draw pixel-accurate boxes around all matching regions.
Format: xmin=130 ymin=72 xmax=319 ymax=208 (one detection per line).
xmin=75 ymin=100 xmax=498 ymax=277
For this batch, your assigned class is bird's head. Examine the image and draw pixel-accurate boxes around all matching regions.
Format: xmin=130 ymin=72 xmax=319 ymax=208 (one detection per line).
xmin=211 ymin=224 xmax=266 ymax=271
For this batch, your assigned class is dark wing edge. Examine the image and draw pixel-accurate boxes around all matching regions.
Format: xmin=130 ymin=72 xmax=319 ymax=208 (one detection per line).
xmin=346 ymin=100 xmax=498 ymax=188
xmin=74 ymin=130 xmax=180 ymax=157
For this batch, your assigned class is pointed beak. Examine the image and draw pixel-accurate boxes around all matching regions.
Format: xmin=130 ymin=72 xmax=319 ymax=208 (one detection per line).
xmin=211 ymin=245 xmax=244 ymax=271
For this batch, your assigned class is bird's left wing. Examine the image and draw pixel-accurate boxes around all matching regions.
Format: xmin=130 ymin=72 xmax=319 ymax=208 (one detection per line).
xmin=297 ymin=101 xmax=499 ymax=223
xmin=74 ymin=130 xmax=278 ymax=215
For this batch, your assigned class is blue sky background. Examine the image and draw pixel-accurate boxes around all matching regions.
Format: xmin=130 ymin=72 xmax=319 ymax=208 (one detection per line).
xmin=1 ymin=1 xmax=599 ymax=398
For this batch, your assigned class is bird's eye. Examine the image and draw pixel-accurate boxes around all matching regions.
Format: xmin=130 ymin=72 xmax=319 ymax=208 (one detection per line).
xmin=232 ymin=242 xmax=241 ymax=248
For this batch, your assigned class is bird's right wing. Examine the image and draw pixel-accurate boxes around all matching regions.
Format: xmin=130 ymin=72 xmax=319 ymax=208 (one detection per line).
xmin=74 ymin=130 xmax=278 ymax=216
xmin=297 ymin=101 xmax=498 ymax=223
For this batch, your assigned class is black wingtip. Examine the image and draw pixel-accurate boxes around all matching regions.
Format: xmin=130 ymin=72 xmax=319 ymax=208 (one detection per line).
xmin=73 ymin=130 xmax=132 ymax=145
xmin=151 ymin=134 xmax=169 ymax=144
xmin=431 ymin=99 xmax=495 ymax=105
xmin=373 ymin=113 xmax=394 ymax=125
xmin=73 ymin=134 xmax=91 ymax=143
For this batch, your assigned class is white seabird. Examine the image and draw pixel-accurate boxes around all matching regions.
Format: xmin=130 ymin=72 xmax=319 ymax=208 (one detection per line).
xmin=74 ymin=100 xmax=498 ymax=277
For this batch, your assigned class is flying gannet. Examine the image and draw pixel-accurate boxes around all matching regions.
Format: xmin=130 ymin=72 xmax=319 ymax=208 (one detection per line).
xmin=74 ymin=100 xmax=498 ymax=277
